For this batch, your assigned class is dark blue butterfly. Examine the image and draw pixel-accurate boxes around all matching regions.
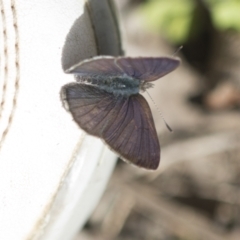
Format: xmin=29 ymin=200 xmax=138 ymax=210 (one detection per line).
xmin=61 ymin=56 xmax=180 ymax=170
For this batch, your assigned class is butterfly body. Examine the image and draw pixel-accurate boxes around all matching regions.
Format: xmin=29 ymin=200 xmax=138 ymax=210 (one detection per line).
xmin=75 ymin=74 xmax=142 ymax=96
xmin=61 ymin=56 xmax=180 ymax=170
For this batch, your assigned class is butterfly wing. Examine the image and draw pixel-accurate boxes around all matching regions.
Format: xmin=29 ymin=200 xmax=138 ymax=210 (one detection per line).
xmin=61 ymin=83 xmax=120 ymax=137
xmin=66 ymin=56 xmax=180 ymax=82
xmin=66 ymin=56 xmax=125 ymax=76
xmin=102 ymin=93 xmax=160 ymax=170
xmin=61 ymin=83 xmax=160 ymax=169
xmin=116 ymin=57 xmax=180 ymax=81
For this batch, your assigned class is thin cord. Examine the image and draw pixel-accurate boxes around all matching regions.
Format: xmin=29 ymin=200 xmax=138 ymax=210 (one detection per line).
xmin=172 ymin=46 xmax=183 ymax=56
xmin=146 ymin=90 xmax=173 ymax=132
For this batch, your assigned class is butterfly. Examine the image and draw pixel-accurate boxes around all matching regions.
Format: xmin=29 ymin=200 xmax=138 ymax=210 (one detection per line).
xmin=61 ymin=56 xmax=180 ymax=170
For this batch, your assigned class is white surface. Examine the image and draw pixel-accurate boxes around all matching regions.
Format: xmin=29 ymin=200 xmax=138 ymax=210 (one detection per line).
xmin=37 ymin=136 xmax=117 ymax=240
xmin=0 ymin=0 xmax=117 ymax=239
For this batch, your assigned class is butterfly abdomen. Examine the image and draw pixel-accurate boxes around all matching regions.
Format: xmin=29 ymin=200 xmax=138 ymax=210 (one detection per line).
xmin=75 ymin=74 xmax=140 ymax=97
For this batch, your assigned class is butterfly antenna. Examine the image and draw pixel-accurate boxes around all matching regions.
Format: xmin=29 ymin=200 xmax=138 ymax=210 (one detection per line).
xmin=172 ymin=46 xmax=183 ymax=56
xmin=146 ymin=90 xmax=173 ymax=132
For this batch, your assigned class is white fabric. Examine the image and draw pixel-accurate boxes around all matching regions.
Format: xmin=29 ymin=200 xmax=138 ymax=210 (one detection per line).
xmin=0 ymin=1 xmax=117 ymax=239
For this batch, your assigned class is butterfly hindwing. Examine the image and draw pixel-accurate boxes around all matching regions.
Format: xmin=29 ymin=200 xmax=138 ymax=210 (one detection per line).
xmin=61 ymin=83 xmax=120 ymax=137
xmin=61 ymin=83 xmax=160 ymax=169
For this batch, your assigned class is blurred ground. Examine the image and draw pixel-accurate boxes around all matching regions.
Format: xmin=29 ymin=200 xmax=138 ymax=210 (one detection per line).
xmin=77 ymin=1 xmax=240 ymax=239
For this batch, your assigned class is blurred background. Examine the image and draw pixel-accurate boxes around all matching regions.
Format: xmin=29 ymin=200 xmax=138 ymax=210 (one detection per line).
xmin=77 ymin=0 xmax=240 ymax=239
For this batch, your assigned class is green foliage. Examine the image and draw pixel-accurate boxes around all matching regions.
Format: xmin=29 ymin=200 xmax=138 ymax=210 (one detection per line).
xmin=205 ymin=0 xmax=240 ymax=31
xmin=140 ymin=0 xmax=194 ymax=44
xmin=140 ymin=0 xmax=240 ymax=44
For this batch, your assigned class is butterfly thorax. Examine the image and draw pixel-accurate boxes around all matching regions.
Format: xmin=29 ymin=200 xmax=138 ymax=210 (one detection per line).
xmin=75 ymin=74 xmax=151 ymax=97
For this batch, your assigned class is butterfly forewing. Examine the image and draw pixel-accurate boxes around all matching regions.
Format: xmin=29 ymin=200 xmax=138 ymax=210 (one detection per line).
xmin=66 ymin=57 xmax=125 ymax=76
xmin=62 ymin=83 xmax=160 ymax=169
xmin=66 ymin=56 xmax=180 ymax=82
xmin=102 ymin=94 xmax=160 ymax=169
xmin=116 ymin=57 xmax=180 ymax=81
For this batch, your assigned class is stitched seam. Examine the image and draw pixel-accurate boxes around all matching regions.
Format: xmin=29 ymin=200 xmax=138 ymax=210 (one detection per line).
xmin=0 ymin=0 xmax=8 ymax=120
xmin=0 ymin=0 xmax=20 ymax=150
